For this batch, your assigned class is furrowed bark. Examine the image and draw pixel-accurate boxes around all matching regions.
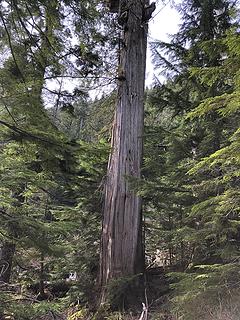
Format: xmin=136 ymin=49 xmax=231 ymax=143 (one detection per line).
xmin=100 ymin=0 xmax=149 ymax=304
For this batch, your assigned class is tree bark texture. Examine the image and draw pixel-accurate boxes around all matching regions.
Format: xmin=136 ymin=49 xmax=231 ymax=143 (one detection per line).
xmin=100 ymin=0 xmax=148 ymax=299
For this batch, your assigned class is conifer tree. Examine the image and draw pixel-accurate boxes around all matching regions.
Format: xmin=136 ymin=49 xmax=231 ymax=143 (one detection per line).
xmin=0 ymin=1 xmax=112 ymax=316
xmin=145 ymin=0 xmax=237 ymax=269
xmin=144 ymin=0 xmax=240 ymax=317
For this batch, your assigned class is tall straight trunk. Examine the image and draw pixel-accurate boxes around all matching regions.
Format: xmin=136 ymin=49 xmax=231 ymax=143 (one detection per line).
xmin=100 ymin=0 xmax=149 ymax=302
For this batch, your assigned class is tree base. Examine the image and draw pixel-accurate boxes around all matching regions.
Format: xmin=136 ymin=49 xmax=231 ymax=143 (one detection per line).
xmin=100 ymin=273 xmax=145 ymax=311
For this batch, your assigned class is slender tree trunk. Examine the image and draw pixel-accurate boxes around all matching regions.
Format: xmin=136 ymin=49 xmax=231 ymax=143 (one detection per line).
xmin=100 ymin=0 xmax=150 ymax=304
xmin=38 ymin=252 xmax=45 ymax=299
xmin=0 ymin=242 xmax=16 ymax=283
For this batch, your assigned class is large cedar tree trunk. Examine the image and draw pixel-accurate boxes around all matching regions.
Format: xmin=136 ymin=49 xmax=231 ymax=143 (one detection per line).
xmin=100 ymin=0 xmax=149 ymax=303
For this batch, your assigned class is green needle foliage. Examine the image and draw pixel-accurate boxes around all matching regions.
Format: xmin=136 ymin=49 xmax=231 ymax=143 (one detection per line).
xmin=142 ymin=1 xmax=240 ymax=318
xmin=0 ymin=0 xmax=112 ymax=318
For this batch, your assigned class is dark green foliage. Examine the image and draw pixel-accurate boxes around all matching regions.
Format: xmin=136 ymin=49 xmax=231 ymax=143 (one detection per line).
xmin=0 ymin=0 xmax=113 ymax=318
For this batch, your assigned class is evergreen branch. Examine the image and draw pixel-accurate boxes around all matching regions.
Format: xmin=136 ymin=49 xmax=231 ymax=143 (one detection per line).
xmin=0 ymin=209 xmax=13 ymax=218
xmin=153 ymin=49 xmax=180 ymax=74
xmin=1 ymin=101 xmax=18 ymax=125
xmin=12 ymin=0 xmax=48 ymax=72
xmin=154 ymin=185 xmax=192 ymax=193
xmin=4 ymin=107 xmax=17 ymax=125
xmin=0 ymin=11 xmax=27 ymax=88
xmin=25 ymin=4 xmax=55 ymax=54
xmin=0 ymin=119 xmax=61 ymax=146
xmin=0 ymin=230 xmax=16 ymax=241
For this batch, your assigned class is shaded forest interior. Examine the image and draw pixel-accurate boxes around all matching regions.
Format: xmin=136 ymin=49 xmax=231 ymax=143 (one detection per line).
xmin=0 ymin=0 xmax=240 ymax=319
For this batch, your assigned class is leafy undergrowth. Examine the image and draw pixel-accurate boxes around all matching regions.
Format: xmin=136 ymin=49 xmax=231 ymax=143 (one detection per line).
xmin=1 ymin=267 xmax=240 ymax=320
xmin=2 ymin=297 xmax=240 ymax=320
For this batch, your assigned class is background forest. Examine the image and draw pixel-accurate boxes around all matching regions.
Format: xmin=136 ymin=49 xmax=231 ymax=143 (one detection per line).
xmin=0 ymin=0 xmax=240 ymax=319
